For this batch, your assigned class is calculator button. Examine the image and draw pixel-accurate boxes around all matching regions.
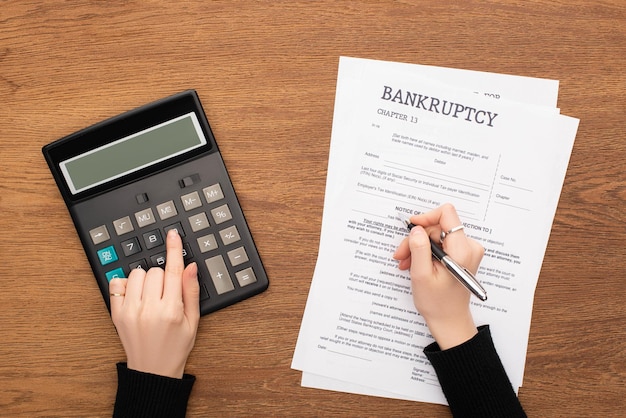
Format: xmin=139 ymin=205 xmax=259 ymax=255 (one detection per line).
xmin=129 ymin=259 xmax=148 ymax=271
xmin=205 ymin=255 xmax=235 ymax=294
xmin=200 ymin=283 xmax=210 ymax=301
xmin=227 ymin=247 xmax=249 ymax=267
xmin=188 ymin=212 xmax=210 ymax=232
xmin=149 ymin=245 xmax=190 ymax=267
xmin=197 ymin=234 xmax=218 ymax=253
xmin=142 ymin=229 xmax=164 ymax=250
xmin=106 ymin=267 xmax=126 ymax=281
xmin=97 ymin=245 xmax=118 ymax=266
xmin=121 ymin=237 xmax=141 ymax=257
xmin=113 ymin=216 xmax=135 ymax=236
xmin=235 ymin=267 xmax=257 ymax=287
xmin=182 ymin=242 xmax=193 ymax=260
xmin=150 ymin=252 xmax=167 ymax=267
xmin=181 ymin=191 xmax=202 ymax=211
xmin=211 ymin=204 xmax=232 ymax=224
xmin=164 ymin=222 xmax=186 ymax=238
xmin=203 ymin=183 xmax=224 ymax=203
xmin=135 ymin=208 xmax=156 ymax=228
xmin=219 ymin=225 xmax=241 ymax=245
xmin=156 ymin=200 xmax=178 ymax=220
xmin=89 ymin=225 xmax=110 ymax=245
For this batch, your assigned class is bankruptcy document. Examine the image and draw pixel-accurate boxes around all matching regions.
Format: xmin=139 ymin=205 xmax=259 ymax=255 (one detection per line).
xmin=291 ymin=57 xmax=579 ymax=404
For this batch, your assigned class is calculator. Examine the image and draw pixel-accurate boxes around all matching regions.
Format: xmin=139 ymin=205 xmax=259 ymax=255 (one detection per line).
xmin=42 ymin=90 xmax=269 ymax=316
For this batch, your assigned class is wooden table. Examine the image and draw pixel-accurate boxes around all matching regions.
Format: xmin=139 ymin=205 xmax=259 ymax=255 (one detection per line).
xmin=1 ymin=1 xmax=624 ymax=416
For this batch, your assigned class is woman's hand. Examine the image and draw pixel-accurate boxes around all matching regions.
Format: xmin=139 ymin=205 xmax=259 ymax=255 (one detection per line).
xmin=108 ymin=229 xmax=200 ymax=378
xmin=394 ymin=204 xmax=484 ymax=349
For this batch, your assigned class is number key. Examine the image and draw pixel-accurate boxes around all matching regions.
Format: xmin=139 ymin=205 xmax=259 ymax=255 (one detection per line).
xmin=142 ymin=229 xmax=163 ymax=250
xmin=121 ymin=237 xmax=141 ymax=256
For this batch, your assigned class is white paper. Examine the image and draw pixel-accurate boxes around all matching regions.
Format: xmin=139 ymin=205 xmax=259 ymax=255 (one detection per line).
xmin=292 ymin=57 xmax=578 ymax=404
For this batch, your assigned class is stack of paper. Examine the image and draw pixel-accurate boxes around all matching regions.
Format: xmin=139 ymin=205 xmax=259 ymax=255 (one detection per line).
xmin=291 ymin=57 xmax=579 ymax=405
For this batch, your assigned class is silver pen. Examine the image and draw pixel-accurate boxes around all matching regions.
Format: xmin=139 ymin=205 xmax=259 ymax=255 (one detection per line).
xmin=404 ymin=220 xmax=488 ymax=301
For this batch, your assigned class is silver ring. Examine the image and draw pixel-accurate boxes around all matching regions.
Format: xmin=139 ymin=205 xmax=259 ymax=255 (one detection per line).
xmin=440 ymin=225 xmax=464 ymax=243
xmin=109 ymin=293 xmax=125 ymax=297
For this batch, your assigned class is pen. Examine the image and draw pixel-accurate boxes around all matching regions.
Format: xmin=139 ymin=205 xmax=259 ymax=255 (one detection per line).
xmin=404 ymin=220 xmax=488 ymax=301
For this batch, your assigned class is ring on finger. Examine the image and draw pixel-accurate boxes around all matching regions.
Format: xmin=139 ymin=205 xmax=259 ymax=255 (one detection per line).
xmin=440 ymin=225 xmax=464 ymax=243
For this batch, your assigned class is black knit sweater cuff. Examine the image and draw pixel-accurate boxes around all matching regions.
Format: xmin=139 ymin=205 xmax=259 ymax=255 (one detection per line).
xmin=113 ymin=362 xmax=195 ymax=418
xmin=424 ymin=325 xmax=526 ymax=418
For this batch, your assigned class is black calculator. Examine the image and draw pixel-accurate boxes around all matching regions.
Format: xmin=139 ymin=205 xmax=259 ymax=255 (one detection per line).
xmin=43 ymin=90 xmax=269 ymax=316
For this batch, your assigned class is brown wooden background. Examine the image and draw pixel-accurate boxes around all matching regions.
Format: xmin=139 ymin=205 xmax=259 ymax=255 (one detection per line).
xmin=1 ymin=1 xmax=624 ymax=416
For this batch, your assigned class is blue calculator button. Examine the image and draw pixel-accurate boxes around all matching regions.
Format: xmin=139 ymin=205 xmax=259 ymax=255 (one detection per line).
xmin=97 ymin=245 xmax=119 ymax=266
xmin=105 ymin=267 xmax=125 ymax=281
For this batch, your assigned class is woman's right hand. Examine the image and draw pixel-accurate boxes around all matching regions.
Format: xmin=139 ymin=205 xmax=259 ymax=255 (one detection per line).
xmin=109 ymin=229 xmax=200 ymax=378
xmin=393 ymin=204 xmax=484 ymax=349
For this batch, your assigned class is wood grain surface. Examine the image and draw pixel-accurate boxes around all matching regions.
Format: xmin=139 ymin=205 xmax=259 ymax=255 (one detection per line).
xmin=0 ymin=1 xmax=624 ymax=416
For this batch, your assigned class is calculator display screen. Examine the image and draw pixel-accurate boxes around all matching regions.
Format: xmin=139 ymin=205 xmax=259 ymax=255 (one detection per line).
xmin=60 ymin=112 xmax=206 ymax=194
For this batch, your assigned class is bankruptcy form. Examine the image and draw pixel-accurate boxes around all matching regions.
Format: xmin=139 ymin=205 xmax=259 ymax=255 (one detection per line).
xmin=291 ymin=57 xmax=579 ymax=405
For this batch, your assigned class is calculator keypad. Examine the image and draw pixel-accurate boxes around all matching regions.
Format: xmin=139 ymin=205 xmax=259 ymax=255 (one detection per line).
xmin=92 ymin=182 xmax=246 ymax=280
xmin=81 ymin=158 xmax=267 ymax=316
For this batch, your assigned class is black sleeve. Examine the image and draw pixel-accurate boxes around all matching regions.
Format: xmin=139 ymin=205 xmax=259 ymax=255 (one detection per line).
xmin=424 ymin=325 xmax=526 ymax=418
xmin=113 ymin=362 xmax=195 ymax=418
